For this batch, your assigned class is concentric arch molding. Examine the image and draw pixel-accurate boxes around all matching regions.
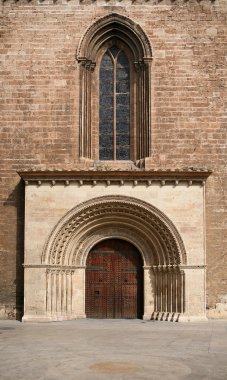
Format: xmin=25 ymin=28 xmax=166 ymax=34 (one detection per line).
xmin=42 ymin=195 xmax=187 ymax=266
xmin=76 ymin=13 xmax=152 ymax=65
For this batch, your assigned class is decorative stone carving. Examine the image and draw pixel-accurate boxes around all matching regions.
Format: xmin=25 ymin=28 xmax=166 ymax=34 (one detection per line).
xmin=42 ymin=195 xmax=187 ymax=267
xmin=77 ymin=13 xmax=152 ymax=65
xmin=76 ymin=13 xmax=152 ymax=161
xmin=46 ymin=269 xmax=75 ymax=316
xmin=70 ymin=226 xmax=152 ymax=266
xmin=22 ymin=184 xmax=208 ymax=321
xmin=152 ymin=265 xmax=185 ymax=314
xmin=18 ymin=168 xmax=212 ymax=186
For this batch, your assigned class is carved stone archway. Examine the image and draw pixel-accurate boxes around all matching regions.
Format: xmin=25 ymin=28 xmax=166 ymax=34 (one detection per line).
xmin=40 ymin=196 xmax=187 ymax=321
xmin=77 ymin=13 xmax=152 ymax=62
xmin=20 ymin=169 xmax=210 ymax=323
xmin=42 ymin=195 xmax=186 ymax=267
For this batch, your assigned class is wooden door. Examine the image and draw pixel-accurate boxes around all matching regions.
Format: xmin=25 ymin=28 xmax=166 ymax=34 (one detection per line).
xmin=85 ymin=239 xmax=143 ymax=319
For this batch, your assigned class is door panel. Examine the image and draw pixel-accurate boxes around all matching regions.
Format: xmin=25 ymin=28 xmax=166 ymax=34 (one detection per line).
xmin=86 ymin=239 xmax=143 ymax=319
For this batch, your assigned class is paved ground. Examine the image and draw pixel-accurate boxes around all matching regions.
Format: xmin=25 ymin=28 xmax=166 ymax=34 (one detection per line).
xmin=0 ymin=319 xmax=227 ymax=380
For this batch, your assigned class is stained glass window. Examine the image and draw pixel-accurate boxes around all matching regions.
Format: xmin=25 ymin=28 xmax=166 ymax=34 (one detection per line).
xmin=99 ymin=47 xmax=130 ymax=160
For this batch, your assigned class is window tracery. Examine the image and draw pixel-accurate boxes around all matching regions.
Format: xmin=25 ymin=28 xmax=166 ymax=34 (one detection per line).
xmin=99 ymin=47 xmax=130 ymax=160
xmin=77 ymin=13 xmax=152 ymax=163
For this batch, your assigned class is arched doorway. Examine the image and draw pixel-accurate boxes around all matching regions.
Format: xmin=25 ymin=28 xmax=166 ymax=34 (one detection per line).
xmin=37 ymin=195 xmax=191 ymax=322
xmin=85 ymin=239 xmax=144 ymax=319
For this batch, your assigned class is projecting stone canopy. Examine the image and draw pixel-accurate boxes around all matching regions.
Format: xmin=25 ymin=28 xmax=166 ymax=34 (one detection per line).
xmin=18 ymin=167 xmax=212 ymax=187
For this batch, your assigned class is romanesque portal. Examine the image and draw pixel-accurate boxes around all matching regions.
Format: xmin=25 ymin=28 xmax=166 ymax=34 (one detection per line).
xmin=21 ymin=173 xmax=209 ymax=323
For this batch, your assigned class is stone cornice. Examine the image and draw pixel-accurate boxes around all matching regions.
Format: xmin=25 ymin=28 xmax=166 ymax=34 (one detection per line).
xmin=18 ymin=168 xmax=212 ymax=186
xmin=1 ymin=0 xmax=217 ymax=4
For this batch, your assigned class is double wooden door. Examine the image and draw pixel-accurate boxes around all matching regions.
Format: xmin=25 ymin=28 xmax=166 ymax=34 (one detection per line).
xmin=85 ymin=239 xmax=143 ymax=319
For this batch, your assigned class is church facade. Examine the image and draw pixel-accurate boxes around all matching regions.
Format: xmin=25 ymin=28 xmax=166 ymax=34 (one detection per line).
xmin=0 ymin=0 xmax=226 ymax=321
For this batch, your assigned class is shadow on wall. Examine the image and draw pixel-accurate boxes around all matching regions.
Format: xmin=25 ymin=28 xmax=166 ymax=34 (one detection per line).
xmin=3 ymin=180 xmax=25 ymax=321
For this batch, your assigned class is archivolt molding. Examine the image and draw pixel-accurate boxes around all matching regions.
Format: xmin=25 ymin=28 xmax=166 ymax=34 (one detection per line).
xmin=77 ymin=13 xmax=152 ymax=65
xmin=42 ymin=195 xmax=187 ymax=267
xmin=67 ymin=226 xmax=157 ymax=266
xmin=76 ymin=13 xmax=152 ymax=160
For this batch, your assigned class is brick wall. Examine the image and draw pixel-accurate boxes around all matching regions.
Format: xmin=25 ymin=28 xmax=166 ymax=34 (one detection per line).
xmin=0 ymin=0 xmax=226 ymax=317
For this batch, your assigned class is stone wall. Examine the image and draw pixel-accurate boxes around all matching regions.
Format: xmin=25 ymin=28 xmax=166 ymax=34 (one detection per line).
xmin=0 ymin=0 xmax=226 ymax=318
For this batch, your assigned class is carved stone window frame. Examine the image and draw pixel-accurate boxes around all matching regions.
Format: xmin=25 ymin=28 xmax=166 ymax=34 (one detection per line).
xmin=76 ymin=13 xmax=153 ymax=163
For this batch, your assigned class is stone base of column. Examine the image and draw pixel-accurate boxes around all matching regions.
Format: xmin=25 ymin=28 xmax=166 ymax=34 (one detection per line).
xmin=150 ymin=311 xmax=180 ymax=322
xmin=144 ymin=312 xmax=208 ymax=322
xmin=22 ymin=313 xmax=86 ymax=322
xmin=22 ymin=315 xmax=55 ymax=322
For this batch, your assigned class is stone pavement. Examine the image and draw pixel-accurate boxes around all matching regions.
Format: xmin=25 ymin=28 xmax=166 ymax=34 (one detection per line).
xmin=0 ymin=319 xmax=227 ymax=380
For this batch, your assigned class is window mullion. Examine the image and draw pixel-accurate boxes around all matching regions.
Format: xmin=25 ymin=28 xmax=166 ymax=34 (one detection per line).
xmin=113 ymin=58 xmax=117 ymax=161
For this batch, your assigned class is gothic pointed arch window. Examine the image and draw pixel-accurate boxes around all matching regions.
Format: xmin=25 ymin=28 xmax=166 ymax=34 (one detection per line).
xmin=77 ymin=14 xmax=152 ymax=163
